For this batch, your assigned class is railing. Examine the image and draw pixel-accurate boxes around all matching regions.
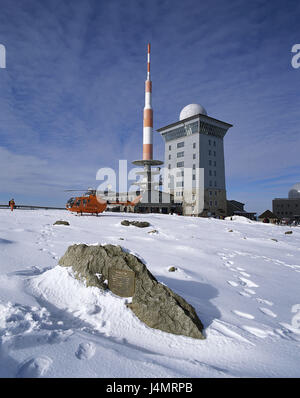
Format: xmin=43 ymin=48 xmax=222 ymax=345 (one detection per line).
xmin=0 ymin=204 xmax=66 ymax=210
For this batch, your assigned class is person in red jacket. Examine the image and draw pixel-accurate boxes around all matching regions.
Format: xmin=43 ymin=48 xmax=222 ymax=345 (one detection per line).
xmin=9 ymin=198 xmax=15 ymax=211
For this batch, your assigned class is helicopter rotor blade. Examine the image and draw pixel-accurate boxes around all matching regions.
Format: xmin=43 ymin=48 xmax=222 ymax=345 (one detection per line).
xmin=64 ymin=189 xmax=89 ymax=192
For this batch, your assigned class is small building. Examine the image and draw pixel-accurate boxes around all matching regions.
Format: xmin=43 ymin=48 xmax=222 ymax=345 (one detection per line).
xmin=258 ymin=210 xmax=277 ymax=223
xmin=227 ymin=200 xmax=256 ymax=220
xmin=273 ymin=183 xmax=300 ymax=221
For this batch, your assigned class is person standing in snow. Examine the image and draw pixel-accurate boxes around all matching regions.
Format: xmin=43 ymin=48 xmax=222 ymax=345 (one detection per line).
xmin=9 ymin=198 xmax=15 ymax=211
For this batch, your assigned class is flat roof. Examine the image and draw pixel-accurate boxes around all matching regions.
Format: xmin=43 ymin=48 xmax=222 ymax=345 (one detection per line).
xmin=273 ymin=198 xmax=300 ymax=201
xmin=157 ymin=113 xmax=233 ymax=132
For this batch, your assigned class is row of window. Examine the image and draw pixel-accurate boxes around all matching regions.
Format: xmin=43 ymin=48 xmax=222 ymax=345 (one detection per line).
xmin=168 ymin=174 xmax=197 ymax=188
xmin=209 ymin=139 xmax=216 ymax=146
xmin=168 ymin=142 xmax=197 ymax=150
xmin=275 ymin=204 xmax=298 ymax=208
xmin=170 ymin=154 xmax=217 ymax=164
xmin=276 ymin=211 xmax=294 ymax=215
xmin=209 ymin=170 xmax=217 ymax=177
xmin=174 ymin=194 xmax=218 ymax=208
xmin=209 ymin=150 xmax=216 ymax=156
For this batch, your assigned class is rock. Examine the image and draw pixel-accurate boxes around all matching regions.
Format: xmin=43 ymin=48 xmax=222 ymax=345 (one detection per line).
xmin=148 ymin=230 xmax=158 ymax=234
xmin=285 ymin=231 xmax=293 ymax=235
xmin=271 ymin=238 xmax=278 ymax=242
xmin=131 ymin=221 xmax=150 ymax=228
xmin=53 ymin=220 xmax=70 ymax=226
xmin=121 ymin=220 xmax=150 ymax=228
xmin=119 ymin=238 xmax=124 ymax=240
xmin=228 ymin=229 xmax=233 ymax=232
xmin=59 ymin=244 xmax=205 ymax=340
xmin=168 ymin=267 xmax=177 ymax=272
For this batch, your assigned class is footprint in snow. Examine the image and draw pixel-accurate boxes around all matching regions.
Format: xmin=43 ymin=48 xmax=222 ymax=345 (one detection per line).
xmin=239 ymin=277 xmax=259 ymax=288
xmin=256 ymin=298 xmax=273 ymax=306
xmin=243 ymin=288 xmax=256 ymax=295
xmin=239 ymin=271 xmax=251 ymax=278
xmin=239 ymin=291 xmax=251 ymax=298
xmin=259 ymin=307 xmax=277 ymax=318
xmin=242 ymin=326 xmax=275 ymax=339
xmin=16 ymin=356 xmax=52 ymax=378
xmin=75 ymin=342 xmax=96 ymax=360
xmin=227 ymin=281 xmax=239 ymax=287
xmin=232 ymin=310 xmax=255 ymax=319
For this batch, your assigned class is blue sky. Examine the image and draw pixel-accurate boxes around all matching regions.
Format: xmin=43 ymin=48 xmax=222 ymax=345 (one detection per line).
xmin=0 ymin=0 xmax=299 ymax=214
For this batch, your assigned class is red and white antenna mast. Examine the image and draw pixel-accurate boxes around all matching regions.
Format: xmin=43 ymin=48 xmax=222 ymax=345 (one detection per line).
xmin=143 ymin=43 xmax=153 ymax=161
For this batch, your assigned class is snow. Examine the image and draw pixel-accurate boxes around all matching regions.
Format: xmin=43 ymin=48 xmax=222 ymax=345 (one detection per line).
xmin=0 ymin=209 xmax=300 ymax=378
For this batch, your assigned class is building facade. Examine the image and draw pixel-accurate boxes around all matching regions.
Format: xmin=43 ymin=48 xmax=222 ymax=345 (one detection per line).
xmin=272 ymin=183 xmax=300 ymax=220
xmin=157 ymin=104 xmax=232 ymax=217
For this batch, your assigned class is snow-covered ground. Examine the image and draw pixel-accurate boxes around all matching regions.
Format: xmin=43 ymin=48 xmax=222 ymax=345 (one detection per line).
xmin=0 ymin=209 xmax=300 ymax=378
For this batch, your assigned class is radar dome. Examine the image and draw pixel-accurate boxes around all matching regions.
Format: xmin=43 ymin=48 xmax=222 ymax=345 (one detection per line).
xmin=288 ymin=183 xmax=300 ymax=199
xmin=179 ymin=104 xmax=207 ymax=121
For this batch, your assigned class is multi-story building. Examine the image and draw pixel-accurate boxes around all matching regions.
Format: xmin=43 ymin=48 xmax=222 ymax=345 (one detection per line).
xmin=273 ymin=183 xmax=300 ymax=220
xmin=157 ymin=104 xmax=232 ymax=217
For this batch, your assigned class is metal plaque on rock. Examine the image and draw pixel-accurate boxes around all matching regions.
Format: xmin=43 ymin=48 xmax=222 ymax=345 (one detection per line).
xmin=108 ymin=268 xmax=135 ymax=297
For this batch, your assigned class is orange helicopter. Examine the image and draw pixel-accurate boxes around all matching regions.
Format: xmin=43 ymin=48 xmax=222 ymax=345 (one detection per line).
xmin=65 ymin=188 xmax=142 ymax=216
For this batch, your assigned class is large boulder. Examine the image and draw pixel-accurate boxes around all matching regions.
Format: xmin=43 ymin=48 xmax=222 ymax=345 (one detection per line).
xmin=59 ymin=244 xmax=205 ymax=339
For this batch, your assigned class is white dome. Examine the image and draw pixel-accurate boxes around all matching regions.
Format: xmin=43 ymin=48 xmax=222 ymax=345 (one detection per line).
xmin=179 ymin=104 xmax=207 ymax=121
xmin=288 ymin=183 xmax=300 ymax=199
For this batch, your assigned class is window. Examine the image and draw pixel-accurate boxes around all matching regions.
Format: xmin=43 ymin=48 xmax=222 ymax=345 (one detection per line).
xmin=176 ymin=191 xmax=183 ymax=197
xmin=214 ymin=181 xmax=217 ymax=187
xmin=168 ymin=154 xmax=171 ymax=160
xmin=213 ymin=141 xmax=216 ymax=146
xmin=176 ymin=170 xmax=184 ymax=177
xmin=209 ymin=150 xmax=211 ymax=156
xmin=209 ymin=160 xmax=212 ymax=166
xmin=215 ymin=201 xmax=218 ymax=206
xmin=192 ymin=174 xmax=196 ymax=180
xmin=169 ymin=145 xmax=171 ymax=150
xmin=177 ymin=142 xmax=184 ymax=148
xmin=214 ymin=151 xmax=216 ymax=156
xmin=209 ymin=139 xmax=211 ymax=145
xmin=193 ymin=142 xmax=196 ymax=148
xmin=214 ymin=161 xmax=216 ymax=166
xmin=168 ymin=164 xmax=171 ymax=169
xmin=177 ymin=161 xmax=184 ymax=167
xmin=209 ymin=191 xmax=212 ymax=196
xmin=176 ymin=181 xmax=184 ymax=187
xmin=209 ymin=201 xmax=212 ymax=206
xmin=193 ymin=154 xmax=196 ymax=159
xmin=192 ymin=194 xmax=195 ymax=200
xmin=177 ymin=151 xmax=184 ymax=158
xmin=209 ymin=170 xmax=212 ymax=176
xmin=209 ymin=180 xmax=212 ymax=187
xmin=215 ymin=191 xmax=217 ymax=196
xmin=193 ymin=164 xmax=196 ymax=170
xmin=214 ymin=171 xmax=216 ymax=176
